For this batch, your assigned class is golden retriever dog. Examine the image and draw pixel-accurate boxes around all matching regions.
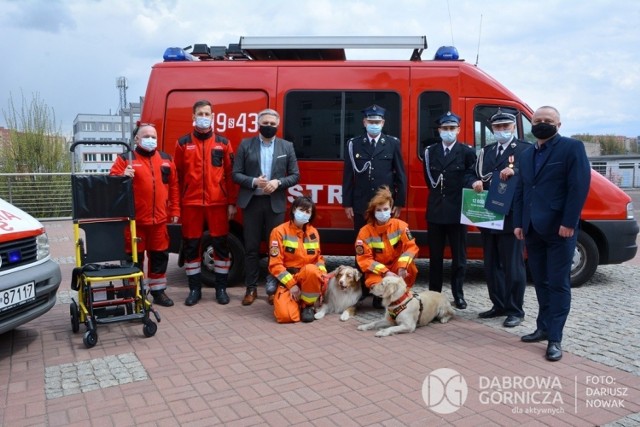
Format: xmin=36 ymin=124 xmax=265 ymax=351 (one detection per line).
xmin=314 ymin=265 xmax=362 ymax=321
xmin=357 ymin=275 xmax=454 ymax=337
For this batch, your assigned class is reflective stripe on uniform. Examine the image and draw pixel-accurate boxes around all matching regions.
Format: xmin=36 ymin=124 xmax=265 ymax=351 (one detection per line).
xmin=398 ymin=251 xmax=415 ymax=264
xmin=283 ymin=235 xmax=299 ymax=249
xmin=277 ymin=270 xmax=294 ymax=285
xmin=300 ymin=292 xmax=320 ymax=305
xmin=316 ymin=263 xmax=327 ymax=273
xmin=388 ymin=229 xmax=402 ymax=246
xmin=369 ymin=261 xmax=386 ymax=274
xmin=185 ymin=261 xmax=201 ymax=276
xmin=213 ymin=258 xmax=231 ymax=273
xmin=303 ymin=241 xmax=320 ymax=250
xmin=365 ymin=236 xmax=385 ymax=250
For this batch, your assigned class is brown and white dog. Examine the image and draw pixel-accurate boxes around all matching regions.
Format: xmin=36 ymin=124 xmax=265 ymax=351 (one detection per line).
xmin=314 ymin=265 xmax=362 ymax=321
xmin=357 ymin=275 xmax=454 ymax=337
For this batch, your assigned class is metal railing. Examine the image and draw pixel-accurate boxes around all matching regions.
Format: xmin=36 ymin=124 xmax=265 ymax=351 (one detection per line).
xmin=0 ymin=173 xmax=73 ymax=220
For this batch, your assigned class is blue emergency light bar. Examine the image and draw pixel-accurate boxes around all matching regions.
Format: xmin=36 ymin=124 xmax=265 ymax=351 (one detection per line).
xmin=434 ymin=46 xmax=459 ymax=60
xmin=163 ymin=47 xmax=198 ymax=62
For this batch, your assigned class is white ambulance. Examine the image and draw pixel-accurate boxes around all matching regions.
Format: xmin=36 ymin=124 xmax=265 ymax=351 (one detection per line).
xmin=0 ymin=197 xmax=61 ymax=334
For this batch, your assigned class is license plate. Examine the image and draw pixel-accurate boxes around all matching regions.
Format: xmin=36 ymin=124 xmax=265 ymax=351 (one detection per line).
xmin=0 ymin=282 xmax=36 ymax=312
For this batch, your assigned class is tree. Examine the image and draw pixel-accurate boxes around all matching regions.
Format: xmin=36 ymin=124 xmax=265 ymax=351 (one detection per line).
xmin=1 ymin=92 xmax=71 ymax=218
xmin=1 ymin=91 xmax=70 ymax=173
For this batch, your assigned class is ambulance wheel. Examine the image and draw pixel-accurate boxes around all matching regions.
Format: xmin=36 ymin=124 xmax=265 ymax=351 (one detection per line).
xmin=143 ymin=320 xmax=157 ymax=338
xmin=70 ymin=301 xmax=80 ymax=333
xmin=200 ymin=233 xmax=245 ymax=286
xmin=83 ymin=330 xmax=98 ymax=348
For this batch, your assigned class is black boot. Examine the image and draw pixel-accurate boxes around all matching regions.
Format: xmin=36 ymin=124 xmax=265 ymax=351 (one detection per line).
xmin=185 ymin=274 xmax=202 ymax=306
xmin=215 ymin=273 xmax=230 ymax=305
xmin=451 ymin=282 xmax=467 ymax=309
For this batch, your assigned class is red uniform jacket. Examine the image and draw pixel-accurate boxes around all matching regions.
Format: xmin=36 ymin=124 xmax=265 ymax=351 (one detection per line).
xmin=269 ymin=221 xmax=327 ymax=289
xmin=110 ymin=148 xmax=180 ymax=225
xmin=174 ymin=131 xmax=237 ymax=207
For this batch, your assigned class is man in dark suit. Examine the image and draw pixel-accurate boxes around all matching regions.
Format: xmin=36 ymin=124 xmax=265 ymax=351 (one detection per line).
xmin=342 ymin=104 xmax=407 ymax=233
xmin=342 ymin=104 xmax=407 ymax=309
xmin=513 ymin=106 xmax=591 ymax=361
xmin=423 ymin=112 xmax=477 ymax=309
xmin=472 ymin=110 xmax=531 ymax=327
xmin=233 ymin=108 xmax=300 ymax=306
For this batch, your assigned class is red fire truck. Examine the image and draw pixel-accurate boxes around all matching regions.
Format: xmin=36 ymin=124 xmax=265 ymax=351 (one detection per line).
xmin=140 ymin=36 xmax=638 ymax=287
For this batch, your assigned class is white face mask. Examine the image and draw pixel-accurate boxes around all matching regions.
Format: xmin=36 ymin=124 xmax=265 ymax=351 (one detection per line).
xmin=494 ymin=131 xmax=513 ymax=144
xmin=195 ymin=116 xmax=212 ymax=129
xmin=439 ymin=131 xmax=456 ymax=144
xmin=139 ymin=137 xmax=157 ymax=152
xmin=374 ymin=210 xmax=391 ymax=224
xmin=293 ymin=209 xmax=311 ymax=225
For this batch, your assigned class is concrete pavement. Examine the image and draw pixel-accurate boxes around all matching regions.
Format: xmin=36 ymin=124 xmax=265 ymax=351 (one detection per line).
xmin=1 ymin=220 xmax=639 ymax=426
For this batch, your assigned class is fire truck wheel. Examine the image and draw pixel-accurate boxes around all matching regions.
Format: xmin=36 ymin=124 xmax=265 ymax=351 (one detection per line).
xmin=570 ymin=230 xmax=599 ymax=288
xmin=200 ymin=232 xmax=245 ymax=287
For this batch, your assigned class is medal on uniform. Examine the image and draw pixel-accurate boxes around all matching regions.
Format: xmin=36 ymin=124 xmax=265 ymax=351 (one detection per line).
xmin=508 ymin=155 xmax=514 ymax=169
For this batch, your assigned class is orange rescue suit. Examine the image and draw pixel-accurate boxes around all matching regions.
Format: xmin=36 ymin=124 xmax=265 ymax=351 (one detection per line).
xmin=269 ymin=221 xmax=327 ymax=306
xmin=355 ymin=218 xmax=419 ymax=288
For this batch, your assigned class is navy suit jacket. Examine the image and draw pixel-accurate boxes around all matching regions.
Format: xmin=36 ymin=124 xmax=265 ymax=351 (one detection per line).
xmin=232 ymin=136 xmax=300 ymax=213
xmin=513 ymin=134 xmax=591 ymax=235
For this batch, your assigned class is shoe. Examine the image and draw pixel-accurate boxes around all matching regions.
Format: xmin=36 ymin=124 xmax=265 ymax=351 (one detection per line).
xmin=301 ymin=306 xmax=315 ymax=323
xmin=503 ymin=315 xmax=523 ymax=328
xmin=241 ymin=288 xmax=258 ymax=306
xmin=185 ymin=288 xmax=201 ymax=306
xmin=546 ymin=341 xmax=562 ymax=361
xmin=454 ymin=298 xmax=467 ymax=309
xmin=372 ymin=296 xmax=384 ymax=309
xmin=521 ymin=329 xmax=548 ymax=343
xmin=152 ymin=291 xmax=174 ymax=307
xmin=216 ymin=288 xmax=230 ymax=305
xmin=478 ymin=308 xmax=504 ymax=319
xmin=268 ymin=294 xmax=275 ymax=305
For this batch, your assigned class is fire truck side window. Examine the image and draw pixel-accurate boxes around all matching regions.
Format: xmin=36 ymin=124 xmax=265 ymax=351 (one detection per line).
xmin=473 ymin=105 xmax=521 ymax=151
xmin=417 ymin=91 xmax=451 ymax=160
xmin=284 ymin=91 xmax=401 ymax=160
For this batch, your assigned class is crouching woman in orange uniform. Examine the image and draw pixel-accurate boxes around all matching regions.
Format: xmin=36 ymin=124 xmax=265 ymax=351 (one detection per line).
xmin=356 ymin=186 xmax=419 ymax=290
xmin=269 ymin=196 xmax=327 ymax=323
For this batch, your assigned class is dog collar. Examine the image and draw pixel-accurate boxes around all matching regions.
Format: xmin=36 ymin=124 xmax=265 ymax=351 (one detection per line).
xmin=387 ymin=291 xmax=413 ymax=320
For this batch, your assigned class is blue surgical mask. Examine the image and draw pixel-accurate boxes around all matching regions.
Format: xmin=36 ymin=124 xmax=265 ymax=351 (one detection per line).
xmin=294 ymin=209 xmax=311 ymax=225
xmin=439 ymin=131 xmax=456 ymax=144
xmin=195 ymin=116 xmax=212 ymax=129
xmin=139 ymin=137 xmax=157 ymax=152
xmin=366 ymin=123 xmax=383 ymax=136
xmin=494 ymin=131 xmax=513 ymax=144
xmin=374 ymin=210 xmax=391 ymax=224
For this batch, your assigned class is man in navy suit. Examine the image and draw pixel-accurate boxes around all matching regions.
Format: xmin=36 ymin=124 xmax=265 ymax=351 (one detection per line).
xmin=423 ymin=112 xmax=477 ymax=309
xmin=233 ymin=109 xmax=300 ymax=306
xmin=513 ymin=106 xmax=591 ymax=361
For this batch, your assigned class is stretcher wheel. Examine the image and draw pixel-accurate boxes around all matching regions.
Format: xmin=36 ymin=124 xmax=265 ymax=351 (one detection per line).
xmin=83 ymin=330 xmax=98 ymax=348
xmin=143 ymin=320 xmax=157 ymax=338
xmin=70 ymin=301 xmax=80 ymax=333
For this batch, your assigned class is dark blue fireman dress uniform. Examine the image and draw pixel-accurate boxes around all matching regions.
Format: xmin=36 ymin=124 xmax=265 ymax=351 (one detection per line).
xmin=474 ymin=112 xmax=532 ymax=324
xmin=423 ymin=112 xmax=476 ymax=308
xmin=342 ymin=105 xmax=407 ymax=232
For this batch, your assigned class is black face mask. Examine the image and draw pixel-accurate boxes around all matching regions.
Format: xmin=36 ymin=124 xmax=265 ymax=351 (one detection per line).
xmin=259 ymin=125 xmax=277 ymax=139
xmin=531 ymin=123 xmax=557 ymax=140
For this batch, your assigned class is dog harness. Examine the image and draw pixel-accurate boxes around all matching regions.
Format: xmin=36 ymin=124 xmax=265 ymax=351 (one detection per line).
xmin=387 ymin=291 xmax=424 ymax=320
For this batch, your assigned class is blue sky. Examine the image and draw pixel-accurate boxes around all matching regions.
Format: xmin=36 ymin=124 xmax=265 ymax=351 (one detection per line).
xmin=1 ymin=0 xmax=639 ymax=138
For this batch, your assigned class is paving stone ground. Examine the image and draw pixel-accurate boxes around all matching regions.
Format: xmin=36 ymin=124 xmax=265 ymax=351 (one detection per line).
xmin=1 ymin=219 xmax=639 ymax=426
